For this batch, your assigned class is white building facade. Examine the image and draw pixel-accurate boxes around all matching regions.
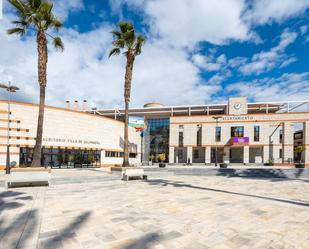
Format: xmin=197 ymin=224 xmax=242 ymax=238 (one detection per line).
xmin=0 ymin=101 xmax=141 ymax=170
xmin=99 ymin=97 xmax=309 ymax=167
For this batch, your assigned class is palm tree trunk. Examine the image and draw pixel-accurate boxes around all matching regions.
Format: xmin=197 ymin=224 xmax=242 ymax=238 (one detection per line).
xmin=31 ymin=31 xmax=47 ymax=167
xmin=122 ymin=51 xmax=135 ymax=167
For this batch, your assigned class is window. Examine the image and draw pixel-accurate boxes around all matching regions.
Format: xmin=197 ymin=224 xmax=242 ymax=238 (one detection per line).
xmin=215 ymin=126 xmax=221 ymax=142
xmin=279 ymin=149 xmax=282 ymax=159
xmin=179 ymin=125 xmax=184 ymax=146
xmin=231 ymin=126 xmax=244 ymax=137
xmin=254 ymin=126 xmax=260 ymax=142
xmin=197 ymin=125 xmax=202 ymax=146
xmin=193 ymin=149 xmax=199 ymax=159
xmin=279 ymin=130 xmax=283 ymax=143
xmin=178 ymin=149 xmax=183 ymax=159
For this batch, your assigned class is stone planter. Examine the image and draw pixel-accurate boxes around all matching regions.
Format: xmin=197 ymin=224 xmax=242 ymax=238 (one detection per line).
xmin=159 ymin=163 xmax=166 ymax=168
xmin=219 ymin=163 xmax=228 ymax=168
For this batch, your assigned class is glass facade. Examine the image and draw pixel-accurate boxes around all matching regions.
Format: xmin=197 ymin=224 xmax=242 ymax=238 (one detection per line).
xmin=20 ymin=147 xmax=101 ymax=168
xmin=144 ymin=118 xmax=170 ymax=163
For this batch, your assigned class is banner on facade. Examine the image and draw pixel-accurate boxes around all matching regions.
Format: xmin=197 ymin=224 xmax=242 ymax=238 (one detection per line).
xmin=129 ymin=116 xmax=145 ymax=131
xmin=230 ymin=137 xmax=249 ymax=145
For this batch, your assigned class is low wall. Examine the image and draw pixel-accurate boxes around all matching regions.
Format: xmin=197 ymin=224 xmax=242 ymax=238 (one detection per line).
xmin=143 ymin=168 xmax=309 ymax=179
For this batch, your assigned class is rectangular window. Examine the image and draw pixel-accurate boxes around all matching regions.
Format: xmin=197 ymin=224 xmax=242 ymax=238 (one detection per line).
xmin=215 ymin=126 xmax=221 ymax=142
xmin=279 ymin=130 xmax=283 ymax=143
xmin=254 ymin=126 xmax=260 ymax=142
xmin=279 ymin=148 xmax=282 ymax=159
xmin=231 ymin=126 xmax=244 ymax=137
xmin=197 ymin=125 xmax=202 ymax=146
xmin=179 ymin=125 xmax=184 ymax=146
xmin=193 ymin=149 xmax=199 ymax=159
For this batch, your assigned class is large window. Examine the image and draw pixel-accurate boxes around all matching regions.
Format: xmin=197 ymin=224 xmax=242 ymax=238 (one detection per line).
xmin=254 ymin=126 xmax=260 ymax=142
xmin=178 ymin=125 xmax=184 ymax=147
xmin=144 ymin=118 xmax=170 ymax=163
xmin=231 ymin=126 xmax=244 ymax=137
xmin=20 ymin=147 xmax=101 ymax=168
xmin=105 ymin=151 xmax=136 ymax=158
xmin=197 ymin=124 xmax=202 ymax=146
xmin=215 ymin=126 xmax=221 ymax=142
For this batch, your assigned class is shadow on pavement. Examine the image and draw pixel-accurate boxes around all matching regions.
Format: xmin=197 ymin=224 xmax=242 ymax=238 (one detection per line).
xmin=0 ymin=210 xmax=38 ymax=249
xmin=0 ymin=191 xmax=31 ymax=211
xmin=38 ymin=211 xmax=92 ymax=249
xmin=146 ymin=179 xmax=309 ymax=207
xmin=123 ymin=232 xmax=161 ymax=249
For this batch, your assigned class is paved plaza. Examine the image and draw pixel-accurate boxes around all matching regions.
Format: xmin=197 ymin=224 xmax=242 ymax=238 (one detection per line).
xmin=0 ymin=169 xmax=309 ymax=249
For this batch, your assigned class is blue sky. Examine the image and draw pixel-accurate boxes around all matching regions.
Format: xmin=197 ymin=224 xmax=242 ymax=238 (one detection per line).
xmin=0 ymin=0 xmax=309 ymax=108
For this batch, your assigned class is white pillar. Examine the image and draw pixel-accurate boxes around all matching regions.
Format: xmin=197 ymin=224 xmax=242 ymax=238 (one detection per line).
xmin=263 ymin=145 xmax=269 ymax=164
xmin=223 ymin=147 xmax=230 ymax=163
xmin=244 ymin=146 xmax=249 ymax=164
xmin=187 ymin=146 xmax=193 ymax=164
xmin=282 ymin=122 xmax=294 ymax=163
xmin=205 ymin=146 xmax=211 ymax=164
xmin=304 ymin=122 xmax=309 ymax=166
xmin=169 ymin=147 xmax=174 ymax=164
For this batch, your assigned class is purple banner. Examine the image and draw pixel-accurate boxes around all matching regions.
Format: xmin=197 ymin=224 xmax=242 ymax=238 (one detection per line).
xmin=232 ymin=137 xmax=249 ymax=144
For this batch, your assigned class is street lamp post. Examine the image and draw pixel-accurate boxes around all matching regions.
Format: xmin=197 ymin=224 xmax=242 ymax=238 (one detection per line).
xmin=0 ymin=81 xmax=20 ymax=174
xmin=212 ymin=116 xmax=222 ymax=167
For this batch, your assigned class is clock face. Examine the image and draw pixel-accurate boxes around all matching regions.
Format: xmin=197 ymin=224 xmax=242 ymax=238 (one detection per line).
xmin=234 ymin=103 xmax=242 ymax=110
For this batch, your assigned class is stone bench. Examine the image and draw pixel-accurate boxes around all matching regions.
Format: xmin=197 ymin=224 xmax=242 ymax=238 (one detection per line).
xmin=122 ymin=168 xmax=147 ymax=181
xmin=6 ymin=171 xmax=50 ymax=188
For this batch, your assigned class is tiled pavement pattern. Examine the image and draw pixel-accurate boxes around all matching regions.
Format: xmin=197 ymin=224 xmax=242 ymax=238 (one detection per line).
xmin=0 ymin=170 xmax=309 ymax=249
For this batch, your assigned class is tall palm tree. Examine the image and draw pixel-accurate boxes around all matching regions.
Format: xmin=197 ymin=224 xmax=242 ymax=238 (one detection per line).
xmin=7 ymin=0 xmax=64 ymax=167
xmin=109 ymin=22 xmax=145 ymax=167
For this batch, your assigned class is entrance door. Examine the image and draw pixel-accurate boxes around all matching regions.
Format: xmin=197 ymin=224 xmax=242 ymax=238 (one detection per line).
xmin=230 ymin=147 xmax=244 ymax=163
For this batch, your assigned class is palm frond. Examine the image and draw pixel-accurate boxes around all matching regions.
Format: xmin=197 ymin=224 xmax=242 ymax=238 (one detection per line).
xmin=109 ymin=48 xmax=121 ymax=58
xmin=7 ymin=27 xmax=26 ymax=36
xmin=8 ymin=0 xmax=28 ymax=15
xmin=53 ymin=36 xmax=64 ymax=51
xmin=51 ymin=18 xmax=63 ymax=31
xmin=112 ymin=39 xmax=126 ymax=48
xmin=118 ymin=22 xmax=133 ymax=34
xmin=134 ymin=35 xmax=146 ymax=55
xmin=111 ymin=31 xmax=122 ymax=39
xmin=29 ymin=0 xmax=41 ymax=9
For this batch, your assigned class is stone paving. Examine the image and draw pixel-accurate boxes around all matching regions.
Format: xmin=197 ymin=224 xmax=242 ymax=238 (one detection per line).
xmin=0 ymin=169 xmax=309 ymax=249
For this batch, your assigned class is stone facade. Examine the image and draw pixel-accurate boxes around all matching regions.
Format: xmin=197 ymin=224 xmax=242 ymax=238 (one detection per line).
xmin=170 ymin=112 xmax=309 ymax=166
xmin=0 ymin=101 xmax=141 ymax=169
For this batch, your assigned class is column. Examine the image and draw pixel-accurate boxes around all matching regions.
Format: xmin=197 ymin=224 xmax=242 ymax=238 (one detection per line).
xmin=304 ymin=122 xmax=309 ymax=166
xmin=187 ymin=146 xmax=193 ymax=164
xmin=223 ymin=147 xmax=230 ymax=163
xmin=169 ymin=147 xmax=174 ymax=164
xmin=263 ymin=145 xmax=269 ymax=164
xmin=282 ymin=122 xmax=294 ymax=163
xmin=100 ymin=150 xmax=105 ymax=166
xmin=205 ymin=146 xmax=211 ymax=164
xmin=243 ymin=146 xmax=249 ymax=164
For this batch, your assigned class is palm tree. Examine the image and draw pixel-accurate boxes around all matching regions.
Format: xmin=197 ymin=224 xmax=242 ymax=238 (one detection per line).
xmin=7 ymin=0 xmax=64 ymax=167
xmin=109 ymin=22 xmax=145 ymax=167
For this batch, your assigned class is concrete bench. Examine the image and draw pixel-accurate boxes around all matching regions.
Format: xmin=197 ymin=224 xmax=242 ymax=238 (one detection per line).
xmin=6 ymin=171 xmax=50 ymax=189
xmin=122 ymin=168 xmax=147 ymax=181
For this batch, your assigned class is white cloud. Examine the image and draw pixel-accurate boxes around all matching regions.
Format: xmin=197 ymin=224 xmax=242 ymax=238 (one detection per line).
xmin=247 ymin=0 xmax=309 ymax=25
xmin=3 ymin=0 xmax=84 ymax=21
xmin=192 ymin=54 xmax=227 ymax=72
xmin=111 ymin=0 xmax=250 ymax=47
xmin=0 ymin=14 xmax=219 ymax=108
xmin=226 ymin=73 xmax=309 ymax=102
xmin=238 ymin=30 xmax=298 ymax=75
